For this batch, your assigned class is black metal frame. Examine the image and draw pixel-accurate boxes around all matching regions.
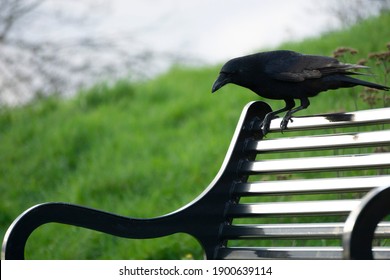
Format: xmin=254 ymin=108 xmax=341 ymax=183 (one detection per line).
xmin=2 ymin=101 xmax=272 ymax=260
xmin=343 ymin=186 xmax=390 ymax=259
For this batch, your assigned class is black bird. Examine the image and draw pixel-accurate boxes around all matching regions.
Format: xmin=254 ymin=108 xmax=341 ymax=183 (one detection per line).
xmin=212 ymin=50 xmax=389 ymax=134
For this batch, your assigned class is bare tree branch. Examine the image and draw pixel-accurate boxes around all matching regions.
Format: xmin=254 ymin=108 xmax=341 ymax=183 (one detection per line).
xmin=0 ymin=0 xmax=187 ymax=106
xmin=0 ymin=0 xmax=43 ymax=42
xmin=327 ymin=0 xmax=390 ymax=27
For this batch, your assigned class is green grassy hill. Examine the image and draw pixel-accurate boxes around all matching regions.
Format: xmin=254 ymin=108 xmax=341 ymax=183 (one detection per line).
xmin=1 ymin=12 xmax=389 ymax=259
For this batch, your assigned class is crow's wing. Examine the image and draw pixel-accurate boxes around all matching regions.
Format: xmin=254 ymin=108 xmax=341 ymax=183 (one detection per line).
xmin=265 ymin=52 xmax=368 ymax=82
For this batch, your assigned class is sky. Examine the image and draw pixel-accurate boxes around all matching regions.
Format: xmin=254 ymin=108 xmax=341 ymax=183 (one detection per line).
xmin=32 ymin=0 xmax=339 ymax=64
xmin=88 ymin=0 xmax=337 ymax=63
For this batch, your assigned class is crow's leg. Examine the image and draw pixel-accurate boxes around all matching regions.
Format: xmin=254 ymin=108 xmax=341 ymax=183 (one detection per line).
xmin=261 ymin=99 xmax=295 ymax=135
xmin=280 ymin=97 xmax=310 ymax=131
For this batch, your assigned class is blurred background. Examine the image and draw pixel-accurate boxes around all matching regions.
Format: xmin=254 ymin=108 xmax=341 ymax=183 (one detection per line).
xmin=1 ymin=0 xmax=389 ymax=105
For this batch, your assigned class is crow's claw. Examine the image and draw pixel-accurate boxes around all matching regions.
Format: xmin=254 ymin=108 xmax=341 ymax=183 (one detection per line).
xmin=280 ymin=117 xmax=293 ymax=132
xmin=259 ymin=113 xmax=279 ymax=136
xmin=261 ymin=121 xmax=271 ymax=136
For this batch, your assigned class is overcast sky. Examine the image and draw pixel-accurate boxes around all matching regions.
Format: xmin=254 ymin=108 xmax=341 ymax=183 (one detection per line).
xmin=92 ymin=0 xmax=336 ymax=63
xmin=28 ymin=0 xmax=339 ymax=64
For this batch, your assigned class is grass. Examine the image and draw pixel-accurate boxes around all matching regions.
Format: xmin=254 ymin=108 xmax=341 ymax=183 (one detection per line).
xmin=1 ymin=12 xmax=390 ymax=259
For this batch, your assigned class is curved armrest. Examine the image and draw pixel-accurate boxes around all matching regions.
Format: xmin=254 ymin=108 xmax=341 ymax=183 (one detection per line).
xmin=2 ymin=202 xmax=180 ymax=259
xmin=343 ymin=185 xmax=390 ymax=259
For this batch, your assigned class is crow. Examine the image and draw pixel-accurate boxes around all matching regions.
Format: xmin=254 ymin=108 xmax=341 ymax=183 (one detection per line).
xmin=211 ymin=50 xmax=389 ymax=134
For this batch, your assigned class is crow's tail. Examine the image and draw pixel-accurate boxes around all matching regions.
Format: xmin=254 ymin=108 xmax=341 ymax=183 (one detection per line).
xmin=337 ymin=75 xmax=390 ymax=91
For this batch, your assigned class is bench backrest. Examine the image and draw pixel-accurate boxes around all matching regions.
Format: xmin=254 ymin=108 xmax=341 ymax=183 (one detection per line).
xmin=213 ymin=101 xmax=390 ymax=259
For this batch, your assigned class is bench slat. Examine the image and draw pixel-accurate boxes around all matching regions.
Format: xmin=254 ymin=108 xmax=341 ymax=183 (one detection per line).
xmin=241 ymin=152 xmax=390 ymax=174
xmin=247 ymin=130 xmax=390 ymax=153
xmin=234 ymin=175 xmax=390 ymax=196
xmin=228 ymin=200 xmax=360 ymax=217
xmin=223 ymin=223 xmax=344 ymax=239
xmin=268 ymin=107 xmax=390 ymax=132
xmin=218 ymin=247 xmax=390 ymax=260
xmin=218 ymin=247 xmax=343 ymax=259
xmin=222 ymin=222 xmax=390 ymax=239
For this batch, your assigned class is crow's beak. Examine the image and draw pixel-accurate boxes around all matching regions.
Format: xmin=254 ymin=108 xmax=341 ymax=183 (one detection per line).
xmin=211 ymin=73 xmax=229 ymax=93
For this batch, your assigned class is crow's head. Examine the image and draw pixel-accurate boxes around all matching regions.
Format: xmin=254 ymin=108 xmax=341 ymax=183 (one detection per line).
xmin=211 ymin=57 xmax=244 ymax=93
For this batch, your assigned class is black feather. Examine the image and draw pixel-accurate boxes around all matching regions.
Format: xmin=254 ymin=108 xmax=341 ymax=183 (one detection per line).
xmin=212 ymin=50 xmax=389 ymax=134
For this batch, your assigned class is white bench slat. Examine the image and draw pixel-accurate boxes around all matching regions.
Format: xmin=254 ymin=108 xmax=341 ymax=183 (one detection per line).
xmin=228 ymin=200 xmax=360 ymax=217
xmin=222 ymin=222 xmax=390 ymax=239
xmin=218 ymin=247 xmax=343 ymax=259
xmin=234 ymin=175 xmax=390 ymax=196
xmin=241 ymin=152 xmax=390 ymax=174
xmin=248 ymin=130 xmax=390 ymax=152
xmin=268 ymin=107 xmax=390 ymax=132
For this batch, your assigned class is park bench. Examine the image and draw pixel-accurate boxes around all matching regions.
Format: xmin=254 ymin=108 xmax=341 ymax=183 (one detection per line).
xmin=2 ymin=101 xmax=390 ymax=260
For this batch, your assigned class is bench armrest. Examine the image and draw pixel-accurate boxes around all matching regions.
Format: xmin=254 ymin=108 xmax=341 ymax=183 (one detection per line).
xmin=343 ymin=185 xmax=390 ymax=259
xmin=1 ymin=202 xmax=180 ymax=260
